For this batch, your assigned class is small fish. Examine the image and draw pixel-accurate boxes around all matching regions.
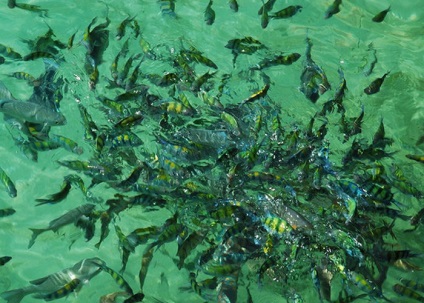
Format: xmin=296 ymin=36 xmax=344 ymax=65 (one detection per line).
xmin=7 ymin=0 xmax=15 ymax=8
xmin=270 ymin=5 xmax=302 ymax=19
xmin=139 ymin=246 xmax=154 ymax=290
xmin=0 ymin=44 xmax=22 ymax=60
xmin=406 ymin=154 xmax=424 ymax=164
xmin=241 ymin=84 xmax=270 ymax=105
xmin=35 ymin=179 xmax=72 ymax=206
xmin=50 ymin=134 xmax=83 ymax=154
xmin=260 ymin=0 xmax=269 ymax=28
xmin=364 ymin=72 xmax=390 ymax=95
xmin=0 ymin=208 xmax=15 ymax=218
xmin=258 ymin=0 xmax=276 ymax=15
xmin=229 ymin=0 xmax=238 ymax=12
xmin=363 ymin=44 xmax=378 ymax=76
xmin=116 ymin=16 xmax=136 ymax=40
xmin=325 ymin=0 xmax=342 ymax=19
xmin=393 ymin=283 xmax=424 ymax=302
xmin=252 ymin=53 xmax=301 ymax=70
xmin=0 ymin=256 xmax=12 ymax=266
xmin=204 ymin=0 xmax=215 ymax=25
xmin=0 ymin=167 xmax=17 ymax=198
xmin=372 ymin=6 xmax=390 ymax=23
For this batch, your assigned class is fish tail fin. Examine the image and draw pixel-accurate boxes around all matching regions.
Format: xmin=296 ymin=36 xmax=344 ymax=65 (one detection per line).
xmin=0 ymin=288 xmax=29 ymax=303
xmin=28 ymin=228 xmax=45 ymax=249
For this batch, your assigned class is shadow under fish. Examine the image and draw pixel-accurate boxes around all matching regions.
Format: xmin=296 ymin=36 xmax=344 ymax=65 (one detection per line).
xmin=300 ymin=37 xmax=331 ymax=103
xmin=0 ymin=257 xmax=104 ymax=303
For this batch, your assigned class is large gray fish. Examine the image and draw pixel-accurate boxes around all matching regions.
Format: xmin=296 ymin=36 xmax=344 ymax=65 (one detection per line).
xmin=28 ymin=203 xmax=96 ymax=248
xmin=0 ymin=81 xmax=66 ymax=126
xmin=0 ymin=257 xmax=105 ymax=303
xmin=0 ymin=99 xmax=66 ymax=126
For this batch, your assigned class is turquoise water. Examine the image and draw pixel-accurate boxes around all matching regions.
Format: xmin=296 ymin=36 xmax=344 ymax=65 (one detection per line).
xmin=0 ymin=1 xmax=424 ymax=302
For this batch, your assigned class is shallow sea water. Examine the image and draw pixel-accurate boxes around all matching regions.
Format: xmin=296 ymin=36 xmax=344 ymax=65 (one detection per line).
xmin=0 ymin=1 xmax=424 ymax=303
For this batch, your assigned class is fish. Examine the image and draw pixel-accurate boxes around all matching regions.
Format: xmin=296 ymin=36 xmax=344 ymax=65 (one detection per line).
xmin=0 ymin=167 xmax=17 ymax=198
xmin=28 ymin=203 xmax=96 ymax=248
xmin=50 ymin=134 xmax=83 ymax=154
xmin=252 ymin=53 xmax=301 ymax=70
xmin=0 ymin=99 xmax=66 ymax=126
xmin=139 ymin=246 xmax=154 ymax=290
xmin=260 ymin=0 xmax=269 ymax=28
xmin=35 ymin=179 xmax=72 ymax=206
xmin=364 ymin=72 xmax=390 ymax=95
xmin=325 ymin=0 xmax=342 ymax=19
xmin=393 ymin=283 xmax=424 ymax=302
xmin=204 ymin=0 xmax=215 ymax=25
xmin=241 ymin=84 xmax=270 ymax=105
xmin=7 ymin=0 xmax=15 ymax=8
xmin=229 ymin=0 xmax=238 ymax=12
xmin=372 ymin=6 xmax=390 ymax=23
xmin=0 ymin=257 xmax=104 ymax=303
xmin=257 ymin=0 xmax=276 ymax=15
xmin=300 ymin=37 xmax=331 ymax=102
xmin=0 ymin=256 xmax=12 ymax=266
xmin=270 ymin=5 xmax=303 ymax=19
xmin=0 ymin=208 xmax=15 ymax=218
xmin=34 ymin=278 xmax=81 ymax=301
xmin=116 ymin=16 xmax=136 ymax=40
xmin=406 ymin=154 xmax=424 ymax=164
xmin=0 ymin=44 xmax=22 ymax=60
xmin=363 ymin=44 xmax=378 ymax=76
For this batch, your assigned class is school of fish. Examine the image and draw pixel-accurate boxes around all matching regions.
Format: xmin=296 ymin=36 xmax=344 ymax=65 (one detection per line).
xmin=0 ymin=1 xmax=423 ymax=303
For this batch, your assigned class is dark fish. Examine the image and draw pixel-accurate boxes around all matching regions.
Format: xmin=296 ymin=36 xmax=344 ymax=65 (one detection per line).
xmin=0 ymin=167 xmax=17 ymax=198
xmin=406 ymin=154 xmax=424 ymax=164
xmin=260 ymin=0 xmax=269 ymax=28
xmin=372 ymin=6 xmax=390 ymax=23
xmin=229 ymin=0 xmax=238 ymax=12
xmin=241 ymin=84 xmax=270 ymax=105
xmin=0 ymin=208 xmax=15 ymax=218
xmin=252 ymin=53 xmax=301 ymax=70
xmin=204 ymin=0 xmax=215 ymax=25
xmin=364 ymin=72 xmax=390 ymax=95
xmin=325 ymin=0 xmax=342 ymax=19
xmin=257 ymin=0 xmax=276 ymax=15
xmin=300 ymin=37 xmax=331 ymax=102
xmin=270 ymin=5 xmax=302 ymax=19
xmin=35 ymin=179 xmax=72 ymax=206
xmin=0 ymin=256 xmax=12 ymax=266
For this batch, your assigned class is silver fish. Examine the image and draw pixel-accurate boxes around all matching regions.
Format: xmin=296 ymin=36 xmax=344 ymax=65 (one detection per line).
xmin=0 ymin=257 xmax=105 ymax=303
xmin=28 ymin=203 xmax=96 ymax=248
xmin=0 ymin=99 xmax=66 ymax=126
